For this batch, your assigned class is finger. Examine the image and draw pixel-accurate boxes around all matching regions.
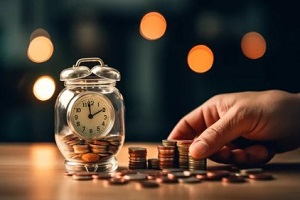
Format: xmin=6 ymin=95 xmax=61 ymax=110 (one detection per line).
xmin=210 ymin=148 xmax=248 ymax=164
xmin=244 ymin=145 xmax=275 ymax=164
xmin=231 ymin=149 xmax=248 ymax=164
xmin=168 ymin=103 xmax=220 ymax=140
xmin=209 ymin=146 xmax=233 ymax=164
xmin=189 ymin=108 xmax=250 ymax=159
xmin=210 ymin=145 xmax=276 ymax=165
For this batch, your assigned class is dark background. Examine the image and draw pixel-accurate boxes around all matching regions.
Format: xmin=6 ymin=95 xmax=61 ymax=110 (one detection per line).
xmin=0 ymin=0 xmax=299 ymax=142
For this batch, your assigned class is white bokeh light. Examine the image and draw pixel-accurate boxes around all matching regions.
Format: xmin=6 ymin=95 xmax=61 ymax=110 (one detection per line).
xmin=33 ymin=75 xmax=56 ymax=101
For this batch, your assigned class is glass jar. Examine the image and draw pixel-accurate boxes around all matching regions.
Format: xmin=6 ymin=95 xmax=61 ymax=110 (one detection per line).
xmin=54 ymin=57 xmax=125 ymax=173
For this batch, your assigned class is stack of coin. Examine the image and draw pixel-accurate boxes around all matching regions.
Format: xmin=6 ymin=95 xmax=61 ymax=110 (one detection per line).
xmin=157 ymin=145 xmax=176 ymax=169
xmin=162 ymin=139 xmax=178 ymax=167
xmin=128 ymin=147 xmax=147 ymax=169
xmin=148 ymin=158 xmax=159 ymax=169
xmin=176 ymin=140 xmax=193 ymax=169
xmin=162 ymin=139 xmax=177 ymax=147
xmin=188 ymin=156 xmax=207 ymax=171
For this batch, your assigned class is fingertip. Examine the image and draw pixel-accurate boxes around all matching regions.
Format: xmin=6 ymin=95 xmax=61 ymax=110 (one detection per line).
xmin=189 ymin=140 xmax=209 ymax=159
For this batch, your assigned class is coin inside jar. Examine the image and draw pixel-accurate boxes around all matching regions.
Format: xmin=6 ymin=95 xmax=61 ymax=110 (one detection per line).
xmin=81 ymin=153 xmax=100 ymax=162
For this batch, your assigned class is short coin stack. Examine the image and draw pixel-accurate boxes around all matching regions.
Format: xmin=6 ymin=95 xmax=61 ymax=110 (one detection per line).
xmin=128 ymin=147 xmax=147 ymax=170
xmin=147 ymin=158 xmax=159 ymax=169
xmin=189 ymin=155 xmax=207 ymax=171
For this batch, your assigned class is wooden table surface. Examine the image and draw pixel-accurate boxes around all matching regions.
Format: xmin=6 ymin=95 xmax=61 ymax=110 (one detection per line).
xmin=0 ymin=142 xmax=299 ymax=200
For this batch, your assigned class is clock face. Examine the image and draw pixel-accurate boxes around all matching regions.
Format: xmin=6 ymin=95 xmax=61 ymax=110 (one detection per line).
xmin=67 ymin=92 xmax=115 ymax=139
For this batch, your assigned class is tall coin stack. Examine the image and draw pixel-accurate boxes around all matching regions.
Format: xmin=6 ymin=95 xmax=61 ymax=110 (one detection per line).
xmin=176 ymin=140 xmax=193 ymax=170
xmin=157 ymin=145 xmax=176 ymax=169
xmin=128 ymin=147 xmax=147 ymax=169
xmin=162 ymin=139 xmax=178 ymax=167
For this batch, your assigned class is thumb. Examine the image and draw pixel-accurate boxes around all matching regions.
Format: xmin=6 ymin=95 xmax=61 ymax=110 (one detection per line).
xmin=189 ymin=108 xmax=249 ymax=159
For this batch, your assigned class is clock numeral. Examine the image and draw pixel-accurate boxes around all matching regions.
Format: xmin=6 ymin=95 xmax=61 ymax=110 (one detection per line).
xmin=75 ymin=108 xmax=81 ymax=113
xmin=104 ymin=115 xmax=107 ymax=120
xmin=102 ymin=121 xmax=105 ymax=126
xmin=82 ymin=126 xmax=85 ymax=131
xmin=97 ymin=126 xmax=100 ymax=131
xmin=89 ymin=129 xmax=93 ymax=133
xmin=76 ymin=121 xmax=80 ymax=126
xmin=74 ymin=115 xmax=78 ymax=120
xmin=82 ymin=101 xmax=94 ymax=107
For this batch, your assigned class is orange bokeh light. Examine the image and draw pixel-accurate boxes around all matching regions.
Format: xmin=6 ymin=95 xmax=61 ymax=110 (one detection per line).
xmin=27 ymin=36 xmax=54 ymax=63
xmin=140 ymin=12 xmax=167 ymax=40
xmin=241 ymin=31 xmax=266 ymax=59
xmin=187 ymin=45 xmax=214 ymax=73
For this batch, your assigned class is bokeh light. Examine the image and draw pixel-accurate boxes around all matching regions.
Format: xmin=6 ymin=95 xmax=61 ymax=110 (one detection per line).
xmin=30 ymin=28 xmax=51 ymax=41
xmin=30 ymin=144 xmax=57 ymax=168
xmin=241 ymin=31 xmax=266 ymax=59
xmin=27 ymin=36 xmax=54 ymax=63
xmin=187 ymin=45 xmax=214 ymax=73
xmin=33 ymin=75 xmax=56 ymax=101
xmin=140 ymin=12 xmax=167 ymax=40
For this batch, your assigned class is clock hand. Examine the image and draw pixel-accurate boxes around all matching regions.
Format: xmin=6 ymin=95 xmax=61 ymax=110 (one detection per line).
xmin=92 ymin=108 xmax=105 ymax=117
xmin=88 ymin=101 xmax=93 ymax=119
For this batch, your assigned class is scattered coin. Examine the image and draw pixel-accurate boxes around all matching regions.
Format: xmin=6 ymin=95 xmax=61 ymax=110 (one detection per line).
xmin=222 ymin=176 xmax=247 ymax=183
xmin=167 ymin=172 xmax=190 ymax=179
xmin=248 ymin=173 xmax=274 ymax=180
xmin=72 ymin=174 xmax=93 ymax=181
xmin=156 ymin=176 xmax=178 ymax=184
xmin=124 ymin=173 xmax=147 ymax=181
xmin=178 ymin=176 xmax=201 ymax=184
xmin=240 ymin=168 xmax=263 ymax=174
xmin=103 ymin=178 xmax=129 ymax=186
xmin=206 ymin=170 xmax=231 ymax=180
xmin=183 ymin=170 xmax=207 ymax=176
xmin=146 ymin=171 xmax=164 ymax=180
xmin=92 ymin=173 xmax=113 ymax=180
xmin=136 ymin=180 xmax=160 ymax=188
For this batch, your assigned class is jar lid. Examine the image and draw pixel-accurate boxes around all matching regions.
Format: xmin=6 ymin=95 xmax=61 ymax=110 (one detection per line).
xmin=60 ymin=57 xmax=120 ymax=81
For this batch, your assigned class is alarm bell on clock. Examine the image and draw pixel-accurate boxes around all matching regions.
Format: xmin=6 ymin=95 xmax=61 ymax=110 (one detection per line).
xmin=54 ymin=57 xmax=125 ymax=173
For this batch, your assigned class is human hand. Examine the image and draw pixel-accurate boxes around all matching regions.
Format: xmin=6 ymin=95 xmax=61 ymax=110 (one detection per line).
xmin=168 ymin=90 xmax=300 ymax=165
